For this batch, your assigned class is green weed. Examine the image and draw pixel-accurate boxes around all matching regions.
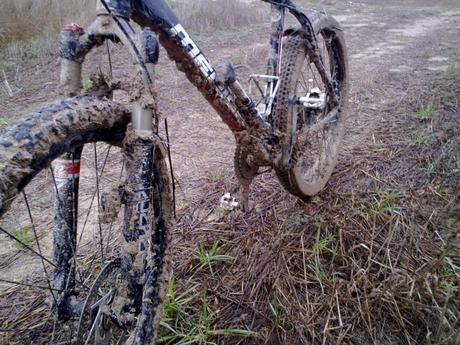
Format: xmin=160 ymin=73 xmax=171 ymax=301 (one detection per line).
xmin=269 ymin=300 xmax=283 ymax=330
xmin=414 ymin=132 xmax=430 ymax=146
xmin=425 ymin=161 xmax=436 ymax=176
xmin=440 ymin=264 xmax=455 ymax=276
xmin=448 ymin=161 xmax=460 ymax=176
xmin=194 ymin=241 xmax=235 ymax=276
xmin=155 ymin=69 xmax=164 ymax=80
xmin=162 ymin=279 xmax=196 ymax=325
xmin=0 ymin=61 xmax=11 ymax=72
xmin=82 ymin=77 xmax=93 ymax=91
xmin=233 ymin=54 xmax=245 ymax=65
xmin=444 ymin=216 xmax=457 ymax=231
xmin=310 ymin=231 xmax=337 ymax=288
xmin=312 ymin=234 xmax=334 ymax=256
xmin=446 ymin=62 xmax=459 ymax=76
xmin=165 ymin=0 xmax=177 ymax=9
xmin=159 ymin=293 xmax=254 ymax=344
xmin=14 ymin=225 xmax=33 ymax=248
xmin=370 ymin=190 xmax=401 ymax=215
xmin=211 ymin=169 xmax=225 ymax=183
xmin=214 ymin=207 xmax=226 ymax=216
xmin=415 ymin=104 xmax=435 ymax=121
xmin=0 ymin=117 xmax=7 ymax=129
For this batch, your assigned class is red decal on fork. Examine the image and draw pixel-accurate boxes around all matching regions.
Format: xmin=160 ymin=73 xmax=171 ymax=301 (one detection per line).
xmin=53 ymin=159 xmax=81 ymax=179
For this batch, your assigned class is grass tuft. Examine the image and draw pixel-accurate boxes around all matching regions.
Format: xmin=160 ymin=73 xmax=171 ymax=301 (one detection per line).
xmin=414 ymin=132 xmax=430 ymax=145
xmin=233 ymin=54 xmax=246 ymax=65
xmin=370 ymin=189 xmax=401 ymax=215
xmin=269 ymin=300 xmax=283 ymax=331
xmin=0 ymin=118 xmax=8 ymax=130
xmin=415 ymin=103 xmax=435 ymax=121
xmin=159 ymin=284 xmax=253 ymax=344
xmin=194 ymin=241 xmax=235 ymax=276
xmin=13 ymin=225 xmax=33 ymax=248
xmin=283 ymin=215 xmax=309 ymax=229
xmin=81 ymin=77 xmax=93 ymax=92
xmin=211 ymin=169 xmax=225 ymax=183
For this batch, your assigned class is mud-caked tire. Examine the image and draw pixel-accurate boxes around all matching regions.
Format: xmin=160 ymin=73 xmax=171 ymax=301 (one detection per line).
xmin=0 ymin=96 xmax=172 ymax=344
xmin=273 ymin=11 xmax=349 ymax=201
xmin=0 ymin=96 xmax=130 ymax=216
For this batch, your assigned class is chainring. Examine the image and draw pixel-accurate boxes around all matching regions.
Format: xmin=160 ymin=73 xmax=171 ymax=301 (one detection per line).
xmin=234 ymin=145 xmax=259 ymax=184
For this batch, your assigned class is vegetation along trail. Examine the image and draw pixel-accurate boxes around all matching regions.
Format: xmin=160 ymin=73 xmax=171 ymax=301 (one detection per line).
xmin=0 ymin=0 xmax=458 ymax=344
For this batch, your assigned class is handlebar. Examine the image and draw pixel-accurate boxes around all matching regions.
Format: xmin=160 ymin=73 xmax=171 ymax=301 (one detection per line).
xmin=260 ymin=0 xmax=293 ymax=7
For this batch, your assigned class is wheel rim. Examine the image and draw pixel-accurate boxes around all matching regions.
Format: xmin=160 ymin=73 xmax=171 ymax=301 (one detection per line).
xmin=0 ymin=142 xmax=128 ymax=343
xmin=290 ymin=28 xmax=347 ymax=189
xmin=77 ymin=258 xmax=129 ymax=345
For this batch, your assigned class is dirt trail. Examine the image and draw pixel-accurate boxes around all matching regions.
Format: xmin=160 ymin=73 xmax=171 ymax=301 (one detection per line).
xmin=0 ymin=1 xmax=458 ymax=195
xmin=152 ymin=0 xmax=460 ymax=204
xmin=0 ymin=0 xmax=459 ymax=343
xmin=0 ymin=0 xmax=458 ymax=284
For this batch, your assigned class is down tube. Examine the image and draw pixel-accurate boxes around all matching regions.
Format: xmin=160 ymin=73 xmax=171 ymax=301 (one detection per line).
xmin=132 ymin=0 xmax=245 ymax=132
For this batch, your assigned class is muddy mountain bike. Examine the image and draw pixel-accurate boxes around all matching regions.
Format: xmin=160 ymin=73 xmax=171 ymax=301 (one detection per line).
xmin=0 ymin=0 xmax=348 ymax=343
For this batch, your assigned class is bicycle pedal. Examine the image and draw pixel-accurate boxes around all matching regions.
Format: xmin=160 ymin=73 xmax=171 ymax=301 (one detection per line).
xmin=219 ymin=192 xmax=239 ymax=211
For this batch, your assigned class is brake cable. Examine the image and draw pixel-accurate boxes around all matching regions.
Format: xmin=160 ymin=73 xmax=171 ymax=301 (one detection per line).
xmin=263 ymin=0 xmax=317 ymax=42
xmin=99 ymin=0 xmax=153 ymax=85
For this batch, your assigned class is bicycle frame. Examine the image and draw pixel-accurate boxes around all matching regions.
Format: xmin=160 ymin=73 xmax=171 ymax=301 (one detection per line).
xmin=54 ymin=0 xmax=325 ymax=320
xmin=59 ymin=0 xmax=323 ymax=132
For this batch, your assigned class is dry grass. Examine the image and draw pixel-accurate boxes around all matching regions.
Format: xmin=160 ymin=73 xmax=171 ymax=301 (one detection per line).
xmin=0 ymin=53 xmax=458 ymax=343
xmin=0 ymin=0 xmax=267 ymax=57
xmin=158 ymin=71 xmax=460 ymax=344
xmin=172 ymin=0 xmax=268 ymax=32
xmin=0 ymin=0 xmax=96 ymax=46
xmin=3 ymin=71 xmax=457 ymax=344
xmin=0 ymin=1 xmax=459 ymax=343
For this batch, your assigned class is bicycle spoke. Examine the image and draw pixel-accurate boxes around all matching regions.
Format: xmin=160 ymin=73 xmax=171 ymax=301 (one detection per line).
xmin=104 ymin=159 xmax=125 ymax=257
xmin=116 ymin=331 xmax=126 ymax=345
xmin=78 ymin=145 xmax=111 ymax=246
xmin=300 ymin=70 xmax=310 ymax=91
xmin=78 ymin=144 xmax=117 ymax=279
xmin=50 ymin=166 xmax=63 ymax=204
xmin=308 ymin=61 xmax=320 ymax=89
xmin=22 ymin=191 xmax=57 ymax=304
xmin=94 ymin=143 xmax=105 ymax=262
xmin=0 ymin=225 xmax=56 ymax=268
xmin=0 ymin=277 xmax=60 ymax=292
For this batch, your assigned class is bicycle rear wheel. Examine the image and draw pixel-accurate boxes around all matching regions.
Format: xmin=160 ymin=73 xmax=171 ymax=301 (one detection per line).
xmin=0 ymin=97 xmax=171 ymax=344
xmin=273 ymin=11 xmax=349 ymax=200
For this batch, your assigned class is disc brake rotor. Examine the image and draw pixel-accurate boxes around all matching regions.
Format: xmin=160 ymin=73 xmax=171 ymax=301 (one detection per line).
xmin=76 ymin=258 xmax=128 ymax=345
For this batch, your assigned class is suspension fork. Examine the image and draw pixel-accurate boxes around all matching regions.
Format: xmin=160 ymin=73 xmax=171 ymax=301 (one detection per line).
xmin=54 ymin=2 xmax=162 ymax=318
xmin=52 ymin=147 xmax=82 ymax=318
xmin=121 ymin=115 xmax=156 ymax=312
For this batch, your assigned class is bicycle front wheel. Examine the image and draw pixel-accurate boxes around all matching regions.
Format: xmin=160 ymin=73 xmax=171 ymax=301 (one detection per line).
xmin=0 ymin=97 xmax=171 ymax=344
xmin=273 ymin=11 xmax=349 ymax=200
